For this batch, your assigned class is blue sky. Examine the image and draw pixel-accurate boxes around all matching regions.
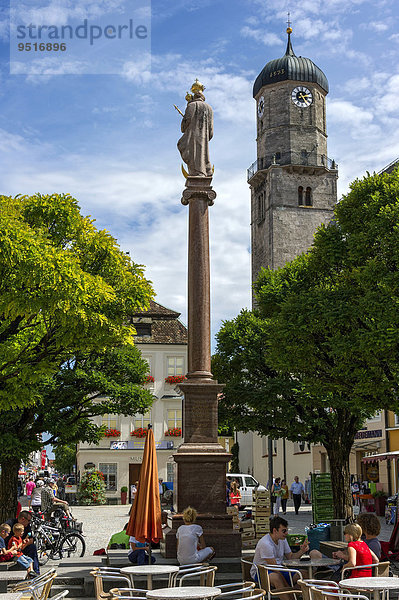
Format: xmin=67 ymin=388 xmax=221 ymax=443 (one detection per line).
xmin=1 ymin=0 xmax=399 ymax=348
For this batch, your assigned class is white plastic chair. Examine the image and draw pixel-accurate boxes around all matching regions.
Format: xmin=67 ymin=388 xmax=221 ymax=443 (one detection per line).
xmin=298 ymin=579 xmax=339 ymax=600
xmin=109 ymin=588 xmax=148 ymax=600
xmin=218 ymin=582 xmax=256 ymax=598
xmin=91 ymin=568 xmax=131 ymax=600
xmin=11 ymin=568 xmax=57 ymax=600
xmin=311 ymin=588 xmax=370 ymax=600
xmin=170 ymin=563 xmax=209 ymax=586
xmin=179 ymin=566 xmax=218 ymax=587
xmin=257 ymin=564 xmax=302 ymax=600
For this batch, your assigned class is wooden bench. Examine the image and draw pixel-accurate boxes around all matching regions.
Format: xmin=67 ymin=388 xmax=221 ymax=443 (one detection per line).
xmin=0 ymin=570 xmax=26 ymax=593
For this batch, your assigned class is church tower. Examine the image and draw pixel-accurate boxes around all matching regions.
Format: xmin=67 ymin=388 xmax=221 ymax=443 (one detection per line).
xmin=248 ymin=26 xmax=338 ymax=284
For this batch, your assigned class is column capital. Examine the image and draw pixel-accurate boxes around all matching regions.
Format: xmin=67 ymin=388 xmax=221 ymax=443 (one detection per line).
xmin=181 ymin=176 xmax=217 ymax=206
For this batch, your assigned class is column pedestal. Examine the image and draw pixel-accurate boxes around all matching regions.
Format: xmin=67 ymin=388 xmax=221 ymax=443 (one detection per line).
xmin=161 ymin=174 xmax=241 ymax=558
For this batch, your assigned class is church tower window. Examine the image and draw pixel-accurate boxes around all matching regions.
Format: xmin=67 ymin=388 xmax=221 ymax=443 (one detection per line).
xmin=298 ymin=186 xmax=303 ymax=206
xmin=305 ymin=187 xmax=312 ymax=206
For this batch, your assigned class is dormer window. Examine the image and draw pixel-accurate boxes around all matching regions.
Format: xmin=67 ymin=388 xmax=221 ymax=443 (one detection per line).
xmin=134 ymin=322 xmax=152 ymax=336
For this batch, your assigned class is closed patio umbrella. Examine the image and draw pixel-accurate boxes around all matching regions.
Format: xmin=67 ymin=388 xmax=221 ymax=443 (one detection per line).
xmin=126 ymin=424 xmax=162 ymax=563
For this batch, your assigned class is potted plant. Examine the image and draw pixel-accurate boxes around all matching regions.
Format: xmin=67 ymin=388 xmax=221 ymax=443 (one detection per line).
xmin=121 ymin=486 xmax=128 ymax=505
xmin=372 ymin=490 xmax=387 ymax=516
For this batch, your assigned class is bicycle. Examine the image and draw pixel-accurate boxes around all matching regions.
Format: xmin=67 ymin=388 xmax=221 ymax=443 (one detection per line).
xmin=31 ymin=514 xmax=85 ymax=565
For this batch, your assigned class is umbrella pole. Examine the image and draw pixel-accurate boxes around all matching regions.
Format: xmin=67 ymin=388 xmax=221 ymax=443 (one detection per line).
xmin=147 ymin=538 xmax=152 ymax=564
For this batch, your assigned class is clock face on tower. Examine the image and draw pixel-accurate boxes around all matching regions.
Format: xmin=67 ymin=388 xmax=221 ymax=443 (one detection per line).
xmin=291 ymin=86 xmax=313 ymax=108
xmin=257 ymin=95 xmax=265 ymax=118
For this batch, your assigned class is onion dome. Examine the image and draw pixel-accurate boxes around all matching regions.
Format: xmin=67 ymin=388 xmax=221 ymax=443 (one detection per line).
xmin=253 ymin=28 xmax=329 ymax=98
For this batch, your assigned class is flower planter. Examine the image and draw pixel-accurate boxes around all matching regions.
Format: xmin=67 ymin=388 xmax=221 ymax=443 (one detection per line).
xmin=121 ymin=491 xmax=127 ymax=505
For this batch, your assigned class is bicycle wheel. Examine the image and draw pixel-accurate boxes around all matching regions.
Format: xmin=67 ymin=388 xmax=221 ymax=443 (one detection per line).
xmin=36 ymin=536 xmax=51 ymax=565
xmin=59 ymin=532 xmax=85 ymax=559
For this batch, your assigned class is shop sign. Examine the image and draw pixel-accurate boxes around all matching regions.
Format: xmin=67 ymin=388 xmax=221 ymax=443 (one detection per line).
xmin=354 ymin=429 xmax=382 ymax=440
xmin=110 ymin=440 xmax=174 ymax=450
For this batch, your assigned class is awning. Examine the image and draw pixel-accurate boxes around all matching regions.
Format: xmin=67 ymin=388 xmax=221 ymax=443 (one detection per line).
xmin=362 ymin=451 xmax=399 ymax=463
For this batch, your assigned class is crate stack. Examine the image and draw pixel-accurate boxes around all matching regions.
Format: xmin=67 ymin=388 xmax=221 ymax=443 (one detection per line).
xmin=240 ymin=518 xmax=256 ymax=549
xmin=253 ymin=489 xmax=271 ymax=538
xmin=227 ymin=505 xmax=240 ymax=532
xmin=311 ymin=472 xmax=334 ymax=523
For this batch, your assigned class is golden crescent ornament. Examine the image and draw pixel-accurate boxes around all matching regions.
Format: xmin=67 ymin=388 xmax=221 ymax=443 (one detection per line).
xmin=181 ymin=164 xmax=189 ymax=179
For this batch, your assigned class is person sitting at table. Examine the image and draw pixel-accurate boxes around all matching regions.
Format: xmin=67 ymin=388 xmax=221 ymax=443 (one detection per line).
xmin=128 ymin=535 xmax=156 ymax=565
xmin=356 ymin=513 xmax=381 ymax=559
xmin=337 ymin=523 xmax=378 ymax=579
xmin=250 ymin=515 xmax=313 ymax=591
xmin=176 ymin=506 xmax=215 ymax=565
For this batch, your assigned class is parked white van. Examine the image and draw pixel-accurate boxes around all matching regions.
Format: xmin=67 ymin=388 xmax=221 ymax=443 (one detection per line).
xmin=227 ymin=473 xmax=267 ymax=506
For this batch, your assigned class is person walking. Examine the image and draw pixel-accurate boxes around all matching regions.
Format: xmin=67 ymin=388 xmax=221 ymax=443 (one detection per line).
xmin=281 ymin=479 xmax=289 ymax=514
xmin=272 ymin=477 xmax=282 ymax=515
xmin=290 ymin=476 xmax=305 ymax=515
xmin=25 ymin=478 xmax=35 ymax=504
xmin=29 ymin=480 xmax=44 ymax=513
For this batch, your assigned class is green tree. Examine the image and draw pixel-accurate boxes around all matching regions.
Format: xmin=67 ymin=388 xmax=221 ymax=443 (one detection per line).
xmin=0 ymin=193 xmax=153 ymax=519
xmin=53 ymin=444 xmax=76 ymax=476
xmin=214 ymin=168 xmax=399 ymax=518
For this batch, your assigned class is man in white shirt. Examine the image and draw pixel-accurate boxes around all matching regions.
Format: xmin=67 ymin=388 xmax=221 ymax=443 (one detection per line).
xmin=251 ymin=516 xmax=309 ymax=590
xmin=290 ymin=476 xmax=305 ymax=515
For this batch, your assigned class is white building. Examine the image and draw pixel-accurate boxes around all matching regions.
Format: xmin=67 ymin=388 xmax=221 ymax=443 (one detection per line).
xmin=237 ymin=433 xmax=312 ymax=490
xmin=76 ymin=301 xmax=187 ymax=503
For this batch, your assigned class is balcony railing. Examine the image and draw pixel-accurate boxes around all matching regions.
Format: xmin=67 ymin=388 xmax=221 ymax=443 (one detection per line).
xmin=247 ymin=152 xmax=337 ymax=181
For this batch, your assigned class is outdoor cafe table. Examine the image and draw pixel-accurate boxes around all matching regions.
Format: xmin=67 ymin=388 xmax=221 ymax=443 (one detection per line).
xmin=339 ymin=577 xmax=399 ymax=600
xmin=120 ymin=565 xmax=179 ymax=590
xmin=147 ymin=587 xmax=222 ymax=600
xmin=283 ymin=557 xmax=341 ymax=578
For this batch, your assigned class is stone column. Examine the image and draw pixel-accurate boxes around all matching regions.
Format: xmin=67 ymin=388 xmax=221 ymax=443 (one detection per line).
xmin=161 ymin=176 xmax=241 ymax=558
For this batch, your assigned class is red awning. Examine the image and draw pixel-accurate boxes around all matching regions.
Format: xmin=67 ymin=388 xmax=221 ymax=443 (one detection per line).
xmin=362 ymin=451 xmax=399 ymax=463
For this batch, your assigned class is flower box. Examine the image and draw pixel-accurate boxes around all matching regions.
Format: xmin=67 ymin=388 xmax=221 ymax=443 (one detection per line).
xmin=165 ymin=427 xmax=182 ymax=437
xmin=145 ymin=375 xmax=155 ymax=384
xmin=165 ymin=375 xmax=186 ymax=385
xmin=104 ymin=429 xmax=120 ymax=437
xmin=131 ymin=428 xmax=148 ymax=438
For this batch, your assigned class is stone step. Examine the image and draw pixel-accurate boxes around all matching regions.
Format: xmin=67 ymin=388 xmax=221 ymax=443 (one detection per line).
xmin=50 ymin=584 xmax=86 ymax=598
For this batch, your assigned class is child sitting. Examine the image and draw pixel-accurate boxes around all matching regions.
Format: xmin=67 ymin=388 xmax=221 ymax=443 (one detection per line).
xmin=128 ymin=536 xmax=155 ymax=565
xmin=7 ymin=523 xmax=35 ymax=576
xmin=0 ymin=524 xmax=18 ymax=563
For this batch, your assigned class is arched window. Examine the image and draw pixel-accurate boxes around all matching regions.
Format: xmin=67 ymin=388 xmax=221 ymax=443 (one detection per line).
xmin=298 ymin=186 xmax=303 ymax=206
xmin=305 ymin=187 xmax=312 ymax=206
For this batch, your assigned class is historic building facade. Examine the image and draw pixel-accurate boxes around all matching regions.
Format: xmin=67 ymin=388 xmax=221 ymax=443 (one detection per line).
xmin=239 ymin=27 xmax=339 ymax=485
xmin=248 ymin=28 xmax=338 ymax=280
xmin=77 ymin=301 xmax=188 ymax=502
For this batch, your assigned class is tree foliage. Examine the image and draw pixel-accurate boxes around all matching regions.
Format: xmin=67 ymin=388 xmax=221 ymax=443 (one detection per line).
xmin=53 ymin=444 xmax=76 ymax=476
xmin=214 ymin=168 xmax=399 ymax=518
xmin=0 ymin=193 xmax=153 ymax=411
xmin=0 ymin=193 xmax=154 ymax=519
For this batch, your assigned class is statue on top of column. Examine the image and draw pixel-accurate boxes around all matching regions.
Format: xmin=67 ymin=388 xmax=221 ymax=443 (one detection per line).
xmin=177 ymin=79 xmax=214 ymax=178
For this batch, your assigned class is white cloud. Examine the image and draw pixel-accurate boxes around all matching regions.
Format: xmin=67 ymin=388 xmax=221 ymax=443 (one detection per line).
xmin=379 ymin=74 xmax=399 ymax=114
xmin=360 ymin=21 xmax=389 ymax=32
xmin=240 ymin=26 xmax=283 ymax=47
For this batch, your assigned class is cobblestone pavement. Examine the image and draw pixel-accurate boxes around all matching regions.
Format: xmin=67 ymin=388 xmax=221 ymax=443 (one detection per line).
xmin=20 ymin=495 xmax=396 ymax=558
xmin=71 ymin=504 xmax=131 ymax=555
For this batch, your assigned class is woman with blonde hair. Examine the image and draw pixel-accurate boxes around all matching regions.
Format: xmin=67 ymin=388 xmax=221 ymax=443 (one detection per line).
xmin=176 ymin=506 xmax=215 ymax=565
xmin=341 ymin=523 xmax=378 ymax=578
